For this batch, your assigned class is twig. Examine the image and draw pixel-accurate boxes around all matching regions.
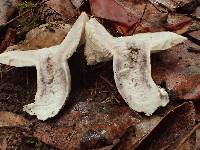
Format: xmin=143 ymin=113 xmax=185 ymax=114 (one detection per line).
xmin=187 ymin=47 xmax=200 ymax=53
xmin=100 ymin=75 xmax=115 ymax=88
xmin=175 ymin=123 xmax=200 ymax=149
xmin=132 ymin=2 xmax=147 ymax=33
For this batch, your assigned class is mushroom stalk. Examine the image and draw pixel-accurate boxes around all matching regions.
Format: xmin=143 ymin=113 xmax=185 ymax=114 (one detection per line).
xmin=84 ymin=18 xmax=187 ymax=115
xmin=0 ymin=12 xmax=89 ymax=120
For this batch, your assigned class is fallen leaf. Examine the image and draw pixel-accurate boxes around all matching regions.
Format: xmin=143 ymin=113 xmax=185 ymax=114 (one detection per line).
xmin=188 ymin=30 xmax=200 ymax=43
xmin=33 ymin=94 xmax=180 ymax=149
xmin=134 ymin=2 xmax=167 ymax=33
xmin=0 ymin=28 xmax=16 ymax=52
xmin=149 ymin=0 xmax=177 ymax=12
xmin=45 ymin=0 xmax=78 ymax=23
xmin=165 ymin=14 xmax=193 ymax=34
xmin=90 ymin=0 xmax=145 ymax=27
xmin=0 ymin=0 xmax=20 ymax=25
xmin=196 ymin=126 xmax=200 ymax=149
xmin=34 ymin=102 xmax=141 ymax=149
xmin=152 ymin=40 xmax=200 ymax=100
xmin=194 ymin=101 xmax=200 ymax=121
xmin=135 ymin=102 xmax=196 ymax=149
xmin=112 ymin=116 xmax=161 ymax=150
xmin=149 ymin=0 xmax=198 ymax=12
xmin=0 ymin=127 xmax=30 ymax=150
xmin=0 ymin=111 xmax=29 ymax=127
xmin=192 ymin=6 xmax=200 ymax=19
xmin=71 ymin=0 xmax=86 ymax=9
xmin=6 ymin=22 xmax=71 ymax=51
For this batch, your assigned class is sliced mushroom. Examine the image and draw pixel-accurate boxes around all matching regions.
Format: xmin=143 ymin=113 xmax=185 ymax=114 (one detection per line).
xmin=0 ymin=12 xmax=89 ymax=120
xmin=84 ymin=18 xmax=187 ymax=115
xmin=84 ymin=18 xmax=114 ymax=65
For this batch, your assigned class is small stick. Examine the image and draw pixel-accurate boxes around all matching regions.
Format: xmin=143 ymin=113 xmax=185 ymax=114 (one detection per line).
xmin=176 ymin=123 xmax=200 ymax=149
xmin=100 ymin=75 xmax=115 ymax=88
xmin=188 ymin=47 xmax=200 ymax=53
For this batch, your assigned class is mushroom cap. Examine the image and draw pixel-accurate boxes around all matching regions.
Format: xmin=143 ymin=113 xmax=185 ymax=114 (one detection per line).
xmin=84 ymin=18 xmax=187 ymax=115
xmin=0 ymin=12 xmax=89 ymax=120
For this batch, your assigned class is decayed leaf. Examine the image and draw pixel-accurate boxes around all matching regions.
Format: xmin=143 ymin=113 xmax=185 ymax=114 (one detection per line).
xmin=0 ymin=127 xmax=30 ymax=150
xmin=112 ymin=116 xmax=161 ymax=150
xmin=90 ymin=0 xmax=145 ymax=27
xmin=0 ymin=111 xmax=29 ymax=127
xmin=192 ymin=6 xmax=200 ymax=19
xmin=188 ymin=30 xmax=200 ymax=42
xmin=45 ymin=0 xmax=78 ymax=23
xmin=149 ymin=0 xmax=177 ymax=12
xmin=0 ymin=28 xmax=16 ymax=52
xmin=71 ymin=0 xmax=86 ymax=9
xmin=196 ymin=126 xmax=200 ymax=149
xmin=165 ymin=14 xmax=193 ymax=34
xmin=0 ymin=0 xmax=19 ymax=25
xmin=149 ymin=0 xmax=198 ymax=12
xmin=134 ymin=2 xmax=167 ymax=34
xmin=84 ymin=18 xmax=186 ymax=115
xmin=33 ymin=99 xmax=167 ymax=150
xmin=151 ymin=40 xmax=200 ymax=100
xmin=0 ymin=12 xmax=89 ymax=120
xmin=6 ymin=22 xmax=71 ymax=51
xmin=135 ymin=102 xmax=196 ymax=150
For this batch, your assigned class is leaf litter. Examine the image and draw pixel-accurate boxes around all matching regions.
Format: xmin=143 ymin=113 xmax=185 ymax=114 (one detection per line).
xmin=0 ymin=0 xmax=200 ymax=149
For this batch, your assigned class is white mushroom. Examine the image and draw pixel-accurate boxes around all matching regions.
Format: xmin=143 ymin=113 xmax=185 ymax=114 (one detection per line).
xmin=0 ymin=12 xmax=89 ymax=120
xmin=84 ymin=18 xmax=187 ymax=115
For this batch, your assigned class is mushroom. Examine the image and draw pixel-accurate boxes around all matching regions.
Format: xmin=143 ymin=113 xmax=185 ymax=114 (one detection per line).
xmin=0 ymin=12 xmax=89 ymax=120
xmin=84 ymin=18 xmax=187 ymax=115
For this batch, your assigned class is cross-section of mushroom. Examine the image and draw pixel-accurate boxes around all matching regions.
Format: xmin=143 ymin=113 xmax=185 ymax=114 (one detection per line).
xmin=84 ymin=18 xmax=187 ymax=115
xmin=0 ymin=12 xmax=89 ymax=120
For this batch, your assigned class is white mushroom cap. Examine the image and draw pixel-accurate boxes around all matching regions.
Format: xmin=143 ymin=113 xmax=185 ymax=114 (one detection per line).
xmin=0 ymin=12 xmax=89 ymax=120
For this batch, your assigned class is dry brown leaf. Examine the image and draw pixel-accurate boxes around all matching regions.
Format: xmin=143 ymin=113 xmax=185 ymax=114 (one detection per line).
xmin=33 ymin=101 xmax=179 ymax=149
xmin=71 ymin=0 xmax=86 ymax=9
xmin=134 ymin=2 xmax=167 ymax=34
xmin=196 ymin=126 xmax=200 ymax=149
xmin=165 ymin=14 xmax=193 ymax=34
xmin=0 ymin=127 xmax=30 ymax=150
xmin=192 ymin=6 xmax=200 ymax=19
xmin=90 ymin=0 xmax=145 ymax=28
xmin=0 ymin=0 xmax=20 ymax=25
xmin=0 ymin=111 xmax=29 ymax=127
xmin=6 ymin=22 xmax=71 ymax=51
xmin=0 ymin=28 xmax=16 ymax=52
xmin=135 ymin=102 xmax=196 ymax=150
xmin=45 ymin=0 xmax=78 ymax=23
xmin=34 ymin=102 xmax=140 ymax=149
xmin=188 ymin=30 xmax=200 ymax=42
xmin=149 ymin=0 xmax=198 ymax=12
xmin=152 ymin=40 xmax=200 ymax=100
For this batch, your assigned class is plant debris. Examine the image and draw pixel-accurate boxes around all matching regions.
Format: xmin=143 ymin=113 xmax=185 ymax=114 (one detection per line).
xmin=0 ymin=0 xmax=200 ymax=149
xmin=0 ymin=111 xmax=29 ymax=127
xmin=0 ymin=0 xmax=20 ymax=25
xmin=6 ymin=21 xmax=71 ymax=50
xmin=135 ymin=102 xmax=196 ymax=149
xmin=152 ymin=40 xmax=200 ymax=100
